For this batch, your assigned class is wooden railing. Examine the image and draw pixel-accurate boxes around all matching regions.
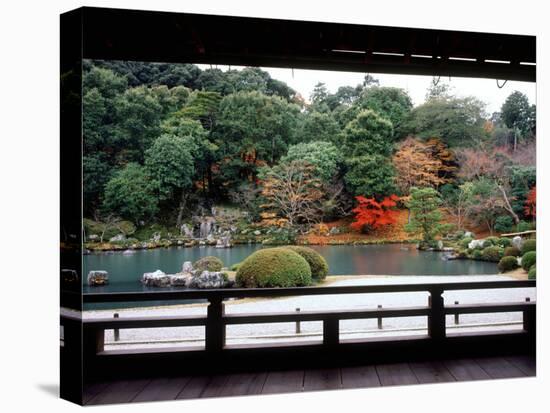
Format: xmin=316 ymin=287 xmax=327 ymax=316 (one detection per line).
xmin=64 ymin=280 xmax=536 ymax=378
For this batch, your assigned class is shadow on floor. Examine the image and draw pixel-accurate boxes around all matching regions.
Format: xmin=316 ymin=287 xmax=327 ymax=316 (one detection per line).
xmin=36 ymin=383 xmax=59 ymax=398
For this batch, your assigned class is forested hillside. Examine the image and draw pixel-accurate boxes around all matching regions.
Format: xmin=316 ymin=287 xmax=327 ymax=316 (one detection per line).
xmin=83 ymin=60 xmax=536 ymax=246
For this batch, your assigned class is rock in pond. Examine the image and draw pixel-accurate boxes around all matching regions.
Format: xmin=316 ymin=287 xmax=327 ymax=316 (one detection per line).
xmin=87 ymin=270 xmax=109 ymax=286
xmin=182 ymin=261 xmax=194 ymax=273
xmin=142 ymin=270 xmax=171 ymax=287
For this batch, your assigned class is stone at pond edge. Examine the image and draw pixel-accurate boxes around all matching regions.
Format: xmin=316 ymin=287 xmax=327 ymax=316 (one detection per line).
xmin=142 ymin=270 xmax=170 ymax=287
xmin=187 ymin=271 xmax=227 ymax=289
xmin=182 ymin=261 xmax=194 ymax=273
xmin=87 ymin=270 xmax=109 ymax=286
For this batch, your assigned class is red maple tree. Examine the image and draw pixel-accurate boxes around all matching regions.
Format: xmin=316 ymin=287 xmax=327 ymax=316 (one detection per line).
xmin=524 ymin=186 xmax=536 ymax=218
xmin=351 ymin=194 xmax=400 ymax=232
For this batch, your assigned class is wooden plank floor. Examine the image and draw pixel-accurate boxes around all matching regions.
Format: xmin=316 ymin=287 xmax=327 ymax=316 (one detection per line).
xmin=84 ymin=355 xmax=535 ymax=405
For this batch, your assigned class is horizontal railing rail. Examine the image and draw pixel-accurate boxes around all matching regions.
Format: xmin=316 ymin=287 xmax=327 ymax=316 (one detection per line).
xmin=67 ymin=280 xmax=536 ymax=362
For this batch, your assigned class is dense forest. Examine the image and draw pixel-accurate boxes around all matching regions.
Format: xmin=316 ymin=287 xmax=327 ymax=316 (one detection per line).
xmin=82 ymin=60 xmax=536 ymax=246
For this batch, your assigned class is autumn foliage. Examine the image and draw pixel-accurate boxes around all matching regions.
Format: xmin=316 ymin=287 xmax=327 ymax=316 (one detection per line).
xmin=351 ymin=195 xmax=400 ymax=231
xmin=524 ymin=186 xmax=536 ymax=218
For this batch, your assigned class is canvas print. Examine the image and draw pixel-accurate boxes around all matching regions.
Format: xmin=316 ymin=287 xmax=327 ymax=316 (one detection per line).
xmin=60 ymin=7 xmax=536 ymax=406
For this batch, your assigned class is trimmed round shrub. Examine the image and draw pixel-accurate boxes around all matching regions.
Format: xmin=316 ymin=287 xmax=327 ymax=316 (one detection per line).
xmin=482 ymin=237 xmax=500 ymax=248
xmin=521 ymin=239 xmax=536 ymax=254
xmin=472 ymin=249 xmax=483 ymax=259
xmin=480 ymin=246 xmax=504 ymax=262
xmin=194 ymin=256 xmax=224 ymax=272
xmin=236 ymin=248 xmax=312 ymax=288
xmin=528 ymin=266 xmax=536 ymax=279
xmin=460 ymin=237 xmax=473 ymax=249
xmin=503 ymin=246 xmax=521 ymax=257
xmin=521 ymin=251 xmax=536 ymax=271
xmin=498 ymin=256 xmax=519 ymax=272
xmin=284 ymin=246 xmax=329 ymax=280
xmin=498 ymin=237 xmax=512 ymax=248
xmin=494 ymin=215 xmax=514 ymax=233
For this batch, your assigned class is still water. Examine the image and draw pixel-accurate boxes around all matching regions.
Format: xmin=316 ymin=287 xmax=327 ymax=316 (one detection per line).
xmin=83 ymin=244 xmax=497 ymax=304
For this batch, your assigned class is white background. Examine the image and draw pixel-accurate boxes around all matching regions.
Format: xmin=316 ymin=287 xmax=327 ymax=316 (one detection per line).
xmin=0 ymin=0 xmax=547 ymax=412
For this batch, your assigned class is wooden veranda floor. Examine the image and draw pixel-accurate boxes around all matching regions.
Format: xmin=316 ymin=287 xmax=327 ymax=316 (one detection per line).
xmin=83 ymin=354 xmax=535 ymax=405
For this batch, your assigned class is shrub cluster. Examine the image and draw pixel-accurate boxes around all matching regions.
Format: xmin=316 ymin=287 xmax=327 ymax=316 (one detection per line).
xmin=480 ymin=246 xmax=504 ymax=262
xmin=498 ymin=237 xmax=512 ymax=248
xmin=498 ymin=256 xmax=519 ymax=272
xmin=528 ymin=266 xmax=536 ymax=280
xmin=521 ymin=251 xmax=536 ymax=271
xmin=521 ymin=239 xmax=536 ymax=254
xmin=284 ymin=246 xmax=329 ymax=280
xmin=235 ymin=248 xmax=312 ymax=288
xmin=194 ymin=256 xmax=224 ymax=272
xmin=516 ymin=221 xmax=531 ymax=232
xmin=460 ymin=237 xmax=473 ymax=249
xmin=503 ymin=246 xmax=521 ymax=257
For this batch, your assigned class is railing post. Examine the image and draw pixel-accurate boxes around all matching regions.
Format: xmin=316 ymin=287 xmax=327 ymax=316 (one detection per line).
xmin=83 ymin=326 xmax=104 ymax=357
xmin=323 ymin=317 xmax=339 ymax=348
xmin=454 ymin=301 xmax=459 ymax=325
xmin=206 ymin=295 xmax=225 ymax=353
xmin=113 ymin=313 xmax=120 ymax=341
xmin=428 ymin=288 xmax=445 ymax=340
xmin=523 ymin=297 xmax=536 ymax=338
xmin=295 ymin=308 xmax=301 ymax=334
xmin=377 ymin=305 xmax=383 ymax=329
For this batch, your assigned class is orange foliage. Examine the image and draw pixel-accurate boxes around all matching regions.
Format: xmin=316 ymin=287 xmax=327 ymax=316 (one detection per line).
xmin=524 ymin=186 xmax=536 ymax=217
xmin=351 ymin=195 xmax=400 ymax=231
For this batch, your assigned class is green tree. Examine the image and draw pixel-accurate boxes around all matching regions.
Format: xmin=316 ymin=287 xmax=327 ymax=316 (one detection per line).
xmin=400 ymin=97 xmax=488 ymax=147
xmin=500 ymin=91 xmax=536 ymax=150
xmin=299 ymin=111 xmax=341 ymax=144
xmin=341 ymin=109 xmax=394 ymax=157
xmin=281 ymin=141 xmax=342 ymax=182
xmin=337 ymin=87 xmax=412 ymax=132
xmin=103 ymin=163 xmax=158 ymax=224
xmin=216 ymin=91 xmax=300 ymax=186
xmin=405 ymin=187 xmax=450 ymax=245
xmin=344 ymin=155 xmax=396 ymax=198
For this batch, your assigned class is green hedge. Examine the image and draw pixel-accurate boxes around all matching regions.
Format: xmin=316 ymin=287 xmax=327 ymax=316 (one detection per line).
xmin=528 ymin=266 xmax=536 ymax=280
xmin=460 ymin=237 xmax=473 ymax=249
xmin=498 ymin=237 xmax=512 ymax=248
xmin=194 ymin=256 xmax=224 ymax=272
xmin=521 ymin=239 xmax=536 ymax=254
xmin=498 ymin=256 xmax=519 ymax=272
xmin=503 ymin=246 xmax=521 ymax=257
xmin=521 ymin=251 xmax=536 ymax=271
xmin=284 ymin=246 xmax=329 ymax=280
xmin=236 ymin=248 xmax=312 ymax=288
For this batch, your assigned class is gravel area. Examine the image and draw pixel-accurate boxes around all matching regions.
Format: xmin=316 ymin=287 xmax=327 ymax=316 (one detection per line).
xmin=81 ymin=275 xmax=535 ymax=350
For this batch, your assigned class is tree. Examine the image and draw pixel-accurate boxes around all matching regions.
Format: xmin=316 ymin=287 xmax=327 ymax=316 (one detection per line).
xmin=344 ymin=155 xmax=396 ymax=198
xmin=281 ymin=141 xmax=342 ymax=182
xmin=216 ymin=91 xmax=300 ymax=185
xmin=399 ymin=96 xmax=488 ymax=147
xmin=342 ymin=109 xmax=394 ymax=157
xmin=103 ymin=163 xmax=158 ymax=224
xmin=405 ymin=187 xmax=450 ymax=245
xmin=341 ymin=110 xmax=396 ymax=198
xmin=440 ymin=182 xmax=475 ymax=231
xmin=469 ymin=178 xmax=507 ymax=235
xmin=425 ymin=77 xmax=452 ymax=101
xmin=351 ymin=195 xmax=400 ymax=232
xmin=500 ymin=91 xmax=536 ymax=150
xmin=337 ymin=87 xmax=412 ymax=134
xmin=299 ymin=111 xmax=341 ymax=144
xmin=524 ymin=186 xmax=536 ymax=220
xmin=393 ymin=137 xmax=445 ymax=195
xmin=260 ymin=161 xmax=324 ymax=227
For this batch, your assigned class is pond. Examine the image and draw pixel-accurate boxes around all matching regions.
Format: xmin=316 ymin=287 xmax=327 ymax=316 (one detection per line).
xmin=83 ymin=244 xmax=497 ymax=305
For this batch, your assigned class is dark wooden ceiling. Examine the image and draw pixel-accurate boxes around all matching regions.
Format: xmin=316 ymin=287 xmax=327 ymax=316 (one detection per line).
xmin=76 ymin=7 xmax=536 ymax=82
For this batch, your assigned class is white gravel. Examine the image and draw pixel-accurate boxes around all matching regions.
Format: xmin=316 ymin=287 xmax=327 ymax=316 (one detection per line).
xmin=82 ymin=275 xmax=535 ymax=350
